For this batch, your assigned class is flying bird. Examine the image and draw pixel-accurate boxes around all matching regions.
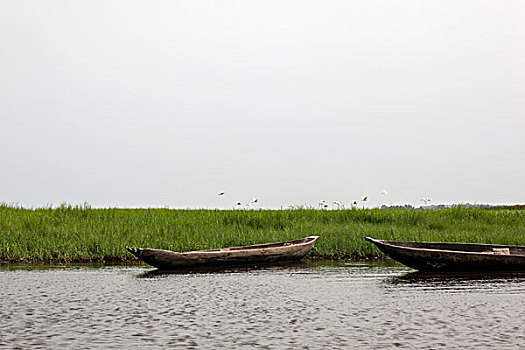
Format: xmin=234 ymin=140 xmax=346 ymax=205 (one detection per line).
xmin=218 ymin=191 xmax=225 ymax=196
xmin=420 ymin=198 xmax=432 ymax=205
xmin=361 ymin=196 xmax=368 ymax=202
xmin=252 ymin=198 xmax=258 ymax=203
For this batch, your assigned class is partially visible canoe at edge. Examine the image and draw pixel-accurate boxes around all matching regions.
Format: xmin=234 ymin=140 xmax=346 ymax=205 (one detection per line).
xmin=365 ymin=236 xmax=525 ymax=271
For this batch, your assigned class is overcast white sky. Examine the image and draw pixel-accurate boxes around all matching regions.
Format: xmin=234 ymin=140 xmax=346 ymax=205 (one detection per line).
xmin=1 ymin=0 xmax=524 ymax=208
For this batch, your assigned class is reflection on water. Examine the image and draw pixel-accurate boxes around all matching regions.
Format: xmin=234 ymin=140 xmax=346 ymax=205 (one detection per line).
xmin=386 ymin=270 xmax=525 ymax=295
xmin=137 ymin=261 xmax=313 ymax=278
xmin=1 ymin=261 xmax=524 ymax=349
xmin=389 ymin=270 xmax=525 ymax=284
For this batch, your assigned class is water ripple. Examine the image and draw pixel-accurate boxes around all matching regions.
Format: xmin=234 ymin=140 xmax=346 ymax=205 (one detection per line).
xmin=0 ymin=262 xmax=524 ymax=349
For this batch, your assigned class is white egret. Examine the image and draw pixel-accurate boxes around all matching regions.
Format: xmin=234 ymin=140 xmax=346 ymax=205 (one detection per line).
xmin=420 ymin=198 xmax=432 ymax=205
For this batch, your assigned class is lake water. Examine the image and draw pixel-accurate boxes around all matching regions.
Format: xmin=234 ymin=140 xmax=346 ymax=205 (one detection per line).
xmin=1 ymin=261 xmax=524 ymax=349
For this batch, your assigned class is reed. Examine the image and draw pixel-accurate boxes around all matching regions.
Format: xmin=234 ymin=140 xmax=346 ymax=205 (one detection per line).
xmin=0 ymin=204 xmax=524 ymax=263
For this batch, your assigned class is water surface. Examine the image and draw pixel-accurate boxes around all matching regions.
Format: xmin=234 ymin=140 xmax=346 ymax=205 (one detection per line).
xmin=1 ymin=261 xmax=524 ymax=349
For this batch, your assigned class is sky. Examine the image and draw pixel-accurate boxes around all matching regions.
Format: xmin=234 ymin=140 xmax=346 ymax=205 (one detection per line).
xmin=1 ymin=0 xmax=524 ymax=209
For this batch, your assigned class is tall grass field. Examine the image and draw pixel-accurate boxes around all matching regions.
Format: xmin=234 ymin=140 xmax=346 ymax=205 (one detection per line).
xmin=1 ymin=204 xmax=524 ymax=263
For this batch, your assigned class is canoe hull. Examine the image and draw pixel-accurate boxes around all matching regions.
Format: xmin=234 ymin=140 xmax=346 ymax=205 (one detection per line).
xmin=365 ymin=237 xmax=525 ymax=272
xmin=127 ymin=236 xmax=318 ymax=269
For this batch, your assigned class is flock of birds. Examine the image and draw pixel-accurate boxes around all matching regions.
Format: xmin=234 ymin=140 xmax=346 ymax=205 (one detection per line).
xmin=217 ymin=191 xmax=433 ymax=209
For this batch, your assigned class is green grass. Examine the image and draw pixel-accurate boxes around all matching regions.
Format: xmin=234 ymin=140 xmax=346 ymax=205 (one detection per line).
xmin=0 ymin=204 xmax=524 ymax=263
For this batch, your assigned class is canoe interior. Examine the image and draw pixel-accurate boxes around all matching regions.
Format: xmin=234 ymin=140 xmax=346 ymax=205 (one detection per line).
xmin=379 ymin=239 xmax=525 ymax=256
xmin=188 ymin=236 xmax=315 ymax=253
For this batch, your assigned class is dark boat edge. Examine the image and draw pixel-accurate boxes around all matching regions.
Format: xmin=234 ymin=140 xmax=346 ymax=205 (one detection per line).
xmin=365 ymin=236 xmax=525 ymax=251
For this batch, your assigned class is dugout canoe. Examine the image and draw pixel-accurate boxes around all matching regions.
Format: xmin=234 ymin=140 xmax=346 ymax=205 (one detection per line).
xmin=365 ymin=237 xmax=525 ymax=271
xmin=126 ymin=236 xmax=319 ymax=269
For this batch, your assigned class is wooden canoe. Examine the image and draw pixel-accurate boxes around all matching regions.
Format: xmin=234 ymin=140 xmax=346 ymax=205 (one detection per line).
xmin=365 ymin=237 xmax=525 ymax=271
xmin=126 ymin=236 xmax=319 ymax=269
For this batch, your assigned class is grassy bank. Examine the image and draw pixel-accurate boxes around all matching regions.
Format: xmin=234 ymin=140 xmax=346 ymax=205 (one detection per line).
xmin=1 ymin=204 xmax=524 ymax=263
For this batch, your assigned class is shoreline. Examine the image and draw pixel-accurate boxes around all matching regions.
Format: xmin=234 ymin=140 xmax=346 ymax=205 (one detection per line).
xmin=0 ymin=253 xmax=387 ymax=264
